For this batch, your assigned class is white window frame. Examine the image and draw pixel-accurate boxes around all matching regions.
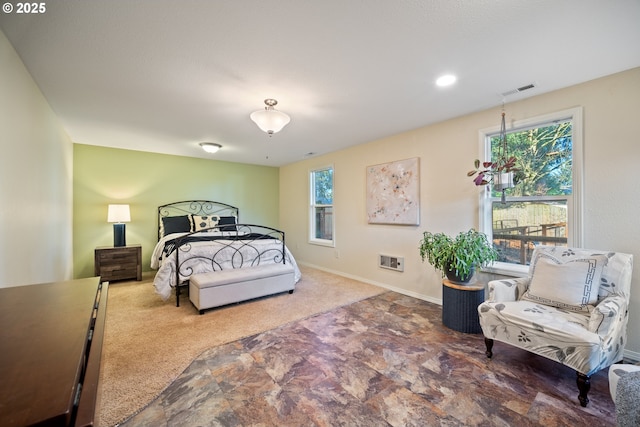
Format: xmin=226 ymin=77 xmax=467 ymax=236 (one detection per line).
xmin=479 ymin=107 xmax=583 ymax=276
xmin=309 ymin=165 xmax=335 ymax=247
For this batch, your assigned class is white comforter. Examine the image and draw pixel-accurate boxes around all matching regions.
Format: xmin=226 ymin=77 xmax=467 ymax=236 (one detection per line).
xmin=151 ymin=232 xmax=302 ymax=300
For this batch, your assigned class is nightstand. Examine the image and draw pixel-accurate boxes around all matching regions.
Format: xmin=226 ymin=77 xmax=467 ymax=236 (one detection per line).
xmin=94 ymin=245 xmax=142 ymax=282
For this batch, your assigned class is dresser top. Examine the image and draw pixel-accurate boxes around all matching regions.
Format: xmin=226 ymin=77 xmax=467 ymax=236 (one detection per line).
xmin=0 ymin=277 xmax=101 ymax=427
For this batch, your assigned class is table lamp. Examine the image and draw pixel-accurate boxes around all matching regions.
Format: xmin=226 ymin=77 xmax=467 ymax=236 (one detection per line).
xmin=107 ymin=204 xmax=131 ymax=247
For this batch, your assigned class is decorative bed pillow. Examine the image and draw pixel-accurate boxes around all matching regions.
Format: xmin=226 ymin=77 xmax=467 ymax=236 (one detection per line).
xmin=160 ymin=215 xmax=193 ymax=237
xmin=218 ymin=215 xmax=237 ymax=231
xmin=522 ymin=254 xmax=607 ymax=312
xmin=192 ymin=215 xmax=219 ymax=231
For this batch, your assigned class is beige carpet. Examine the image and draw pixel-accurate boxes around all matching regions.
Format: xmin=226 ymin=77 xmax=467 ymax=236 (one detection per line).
xmin=98 ymin=265 xmax=385 ymax=427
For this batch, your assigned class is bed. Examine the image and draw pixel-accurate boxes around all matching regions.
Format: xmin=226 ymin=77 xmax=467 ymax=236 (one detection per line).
xmin=151 ymin=200 xmax=301 ymax=306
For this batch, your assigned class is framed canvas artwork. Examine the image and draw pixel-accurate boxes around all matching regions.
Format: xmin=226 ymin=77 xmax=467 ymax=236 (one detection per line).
xmin=366 ymin=157 xmax=420 ymax=225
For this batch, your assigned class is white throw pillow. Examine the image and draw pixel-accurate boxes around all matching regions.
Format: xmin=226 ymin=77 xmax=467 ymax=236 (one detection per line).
xmin=522 ymin=255 xmax=606 ymax=312
xmin=192 ymin=215 xmax=219 ymax=231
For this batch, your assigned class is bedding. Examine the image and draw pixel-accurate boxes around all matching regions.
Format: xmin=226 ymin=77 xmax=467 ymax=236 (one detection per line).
xmin=151 ymin=230 xmax=247 ymax=267
xmin=153 ymin=201 xmax=301 ymax=306
xmin=160 ymin=214 xmax=237 ymax=238
xmin=151 ymin=228 xmax=301 ymax=301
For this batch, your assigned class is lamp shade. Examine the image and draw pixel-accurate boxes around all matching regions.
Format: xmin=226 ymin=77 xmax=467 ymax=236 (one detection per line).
xmin=250 ymin=99 xmax=291 ymax=135
xmin=107 ymin=204 xmax=131 ymax=223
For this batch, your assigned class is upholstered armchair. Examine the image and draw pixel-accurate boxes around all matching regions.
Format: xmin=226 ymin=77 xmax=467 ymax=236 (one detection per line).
xmin=609 ymin=363 xmax=640 ymax=426
xmin=478 ymin=246 xmax=633 ymax=407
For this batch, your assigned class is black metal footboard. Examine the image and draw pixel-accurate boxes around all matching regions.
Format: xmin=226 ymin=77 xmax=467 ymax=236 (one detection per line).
xmin=171 ymin=224 xmax=287 ymax=306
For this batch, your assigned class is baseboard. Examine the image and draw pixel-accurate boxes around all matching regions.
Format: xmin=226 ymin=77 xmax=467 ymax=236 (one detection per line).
xmin=297 ymin=261 xmax=442 ymax=306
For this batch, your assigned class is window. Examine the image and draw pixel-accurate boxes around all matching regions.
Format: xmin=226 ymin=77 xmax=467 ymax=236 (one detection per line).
xmin=479 ymin=108 xmax=583 ymax=275
xmin=310 ymin=166 xmax=334 ymax=246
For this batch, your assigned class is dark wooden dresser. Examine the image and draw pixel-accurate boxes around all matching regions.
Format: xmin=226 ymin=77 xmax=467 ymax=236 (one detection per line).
xmin=0 ymin=277 xmax=108 ymax=427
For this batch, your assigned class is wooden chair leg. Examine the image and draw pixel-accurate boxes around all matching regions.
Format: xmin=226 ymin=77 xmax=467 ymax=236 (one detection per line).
xmin=577 ymin=372 xmax=591 ymax=407
xmin=484 ymin=337 xmax=494 ymax=358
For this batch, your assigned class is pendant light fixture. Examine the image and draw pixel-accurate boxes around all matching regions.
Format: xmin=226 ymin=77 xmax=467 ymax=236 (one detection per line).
xmin=250 ymin=99 xmax=290 ymax=135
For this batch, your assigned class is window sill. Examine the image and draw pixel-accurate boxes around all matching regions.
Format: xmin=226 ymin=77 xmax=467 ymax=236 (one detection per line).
xmin=308 ymin=239 xmax=335 ymax=248
xmin=482 ymin=262 xmax=528 ymax=278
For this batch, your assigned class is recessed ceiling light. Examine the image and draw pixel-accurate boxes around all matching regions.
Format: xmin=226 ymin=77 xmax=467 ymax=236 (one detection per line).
xmin=436 ymin=74 xmax=457 ymax=87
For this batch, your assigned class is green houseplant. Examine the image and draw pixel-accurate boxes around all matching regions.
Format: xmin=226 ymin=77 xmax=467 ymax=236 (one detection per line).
xmin=419 ymin=229 xmax=498 ymax=283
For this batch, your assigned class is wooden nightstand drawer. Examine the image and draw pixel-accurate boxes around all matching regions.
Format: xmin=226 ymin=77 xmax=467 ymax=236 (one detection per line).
xmin=95 ymin=245 xmax=142 ymax=282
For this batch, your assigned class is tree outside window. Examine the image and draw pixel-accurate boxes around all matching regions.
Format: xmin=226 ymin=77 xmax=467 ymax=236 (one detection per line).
xmin=491 ymin=121 xmax=572 ymax=198
xmin=480 ymin=108 xmax=582 ymax=272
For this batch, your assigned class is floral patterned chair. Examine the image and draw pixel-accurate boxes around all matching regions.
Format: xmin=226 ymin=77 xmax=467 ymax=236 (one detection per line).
xmin=478 ymin=246 xmax=633 ymax=407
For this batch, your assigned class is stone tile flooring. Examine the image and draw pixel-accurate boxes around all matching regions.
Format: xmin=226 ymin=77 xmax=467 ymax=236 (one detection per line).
xmin=120 ymin=292 xmax=615 ymax=426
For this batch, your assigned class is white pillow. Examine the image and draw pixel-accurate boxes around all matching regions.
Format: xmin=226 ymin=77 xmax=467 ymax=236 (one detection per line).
xmin=192 ymin=215 xmax=219 ymax=231
xmin=522 ymin=255 xmax=606 ymax=312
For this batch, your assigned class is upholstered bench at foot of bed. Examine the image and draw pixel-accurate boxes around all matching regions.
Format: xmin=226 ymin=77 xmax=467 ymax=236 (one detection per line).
xmin=189 ymin=263 xmax=296 ymax=314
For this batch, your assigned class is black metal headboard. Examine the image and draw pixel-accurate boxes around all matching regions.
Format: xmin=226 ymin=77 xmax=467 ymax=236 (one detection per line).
xmin=157 ymin=200 xmax=239 ymax=240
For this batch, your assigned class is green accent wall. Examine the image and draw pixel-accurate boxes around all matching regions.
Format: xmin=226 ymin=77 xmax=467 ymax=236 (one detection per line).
xmin=73 ymin=144 xmax=280 ymax=279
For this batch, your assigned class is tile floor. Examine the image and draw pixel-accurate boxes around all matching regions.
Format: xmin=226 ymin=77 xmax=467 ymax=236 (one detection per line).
xmin=120 ymin=292 xmax=615 ymax=426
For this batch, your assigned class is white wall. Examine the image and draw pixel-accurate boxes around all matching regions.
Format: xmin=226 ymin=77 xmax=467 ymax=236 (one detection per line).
xmin=280 ymin=67 xmax=640 ymax=359
xmin=0 ymin=30 xmax=73 ymax=287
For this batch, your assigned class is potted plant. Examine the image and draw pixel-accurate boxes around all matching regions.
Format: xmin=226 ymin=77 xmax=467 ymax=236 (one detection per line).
xmin=419 ymin=229 xmax=498 ymax=283
xmin=467 ymin=157 xmax=519 ymax=189
xmin=467 ymin=110 xmax=523 ymax=202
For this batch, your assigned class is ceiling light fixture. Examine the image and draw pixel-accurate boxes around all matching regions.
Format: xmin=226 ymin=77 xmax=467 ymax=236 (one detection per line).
xmin=436 ymin=74 xmax=457 ymax=87
xmin=200 ymin=142 xmax=222 ymax=153
xmin=250 ymin=98 xmax=291 ymax=136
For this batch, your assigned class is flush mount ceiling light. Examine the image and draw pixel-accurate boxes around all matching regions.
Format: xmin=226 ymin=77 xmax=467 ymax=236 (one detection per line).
xmin=436 ymin=74 xmax=457 ymax=87
xmin=250 ymin=98 xmax=291 ymax=136
xmin=200 ymin=142 xmax=222 ymax=153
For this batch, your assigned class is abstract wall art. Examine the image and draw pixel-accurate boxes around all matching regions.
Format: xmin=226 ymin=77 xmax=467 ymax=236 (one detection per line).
xmin=366 ymin=157 xmax=420 ymax=225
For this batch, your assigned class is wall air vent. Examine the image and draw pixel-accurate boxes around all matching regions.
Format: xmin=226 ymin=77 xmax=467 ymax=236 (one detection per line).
xmin=379 ymin=254 xmax=404 ymax=272
xmin=501 ymin=83 xmax=537 ymax=97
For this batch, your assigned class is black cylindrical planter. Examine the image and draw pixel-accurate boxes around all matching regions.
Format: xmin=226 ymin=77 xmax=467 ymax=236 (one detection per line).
xmin=113 ymin=223 xmax=126 ymax=247
xmin=442 ymin=280 xmax=485 ymax=334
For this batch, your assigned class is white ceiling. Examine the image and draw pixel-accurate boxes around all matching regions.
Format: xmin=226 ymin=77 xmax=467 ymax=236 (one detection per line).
xmin=2 ymin=0 xmax=639 ymax=167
